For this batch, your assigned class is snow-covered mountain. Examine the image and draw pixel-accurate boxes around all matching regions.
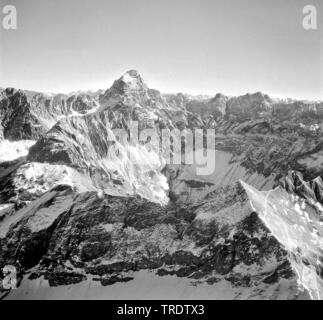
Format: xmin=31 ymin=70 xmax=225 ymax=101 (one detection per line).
xmin=0 ymin=70 xmax=322 ymax=300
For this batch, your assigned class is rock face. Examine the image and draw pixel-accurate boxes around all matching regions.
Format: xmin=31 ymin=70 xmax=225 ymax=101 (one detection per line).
xmin=0 ymin=184 xmax=302 ymax=299
xmin=0 ymin=70 xmax=322 ymax=299
xmin=0 ymin=88 xmax=99 ymax=141
xmin=242 ymin=175 xmax=323 ymax=300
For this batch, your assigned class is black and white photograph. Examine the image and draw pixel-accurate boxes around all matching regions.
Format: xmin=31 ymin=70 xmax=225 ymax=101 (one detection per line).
xmin=0 ymin=0 xmax=322 ymax=304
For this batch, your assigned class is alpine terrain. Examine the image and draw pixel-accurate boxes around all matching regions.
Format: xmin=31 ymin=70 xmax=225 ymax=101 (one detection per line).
xmin=0 ymin=70 xmax=323 ymax=300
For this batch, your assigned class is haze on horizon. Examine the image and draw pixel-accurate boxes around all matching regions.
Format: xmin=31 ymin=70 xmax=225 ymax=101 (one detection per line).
xmin=0 ymin=0 xmax=322 ymax=100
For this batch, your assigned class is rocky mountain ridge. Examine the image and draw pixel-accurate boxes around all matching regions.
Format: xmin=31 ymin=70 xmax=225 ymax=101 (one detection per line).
xmin=0 ymin=70 xmax=322 ymax=299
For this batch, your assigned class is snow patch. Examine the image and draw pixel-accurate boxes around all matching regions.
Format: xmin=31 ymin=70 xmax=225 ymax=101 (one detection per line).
xmin=98 ymin=142 xmax=169 ymax=204
xmin=101 ymin=223 xmax=114 ymax=233
xmin=13 ymin=162 xmax=97 ymax=196
xmin=5 ymin=270 xmax=308 ymax=300
xmin=241 ymin=180 xmax=323 ymax=300
xmin=0 ymin=140 xmax=36 ymax=163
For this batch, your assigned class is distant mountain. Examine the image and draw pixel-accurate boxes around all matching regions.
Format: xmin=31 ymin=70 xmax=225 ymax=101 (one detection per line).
xmin=0 ymin=70 xmax=322 ymax=300
xmin=0 ymin=88 xmax=100 ymax=140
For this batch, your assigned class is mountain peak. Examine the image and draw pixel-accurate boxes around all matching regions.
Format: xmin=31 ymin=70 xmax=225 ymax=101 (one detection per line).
xmin=99 ymin=70 xmax=149 ymax=108
xmin=123 ymin=69 xmax=142 ymax=78
xmin=113 ymin=70 xmax=147 ymax=92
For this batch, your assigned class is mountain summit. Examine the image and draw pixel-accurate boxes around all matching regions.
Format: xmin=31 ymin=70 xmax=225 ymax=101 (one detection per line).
xmin=107 ymin=70 xmax=148 ymax=95
xmin=99 ymin=70 xmax=150 ymax=109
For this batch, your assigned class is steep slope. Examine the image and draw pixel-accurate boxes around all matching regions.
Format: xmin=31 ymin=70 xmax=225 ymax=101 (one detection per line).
xmin=1 ymin=70 xmax=323 ymax=299
xmin=0 ymin=88 xmax=100 ymax=141
xmin=0 ymin=182 xmax=307 ymax=299
xmin=242 ymin=173 xmax=323 ymax=300
xmin=26 ymin=70 xmax=202 ymax=204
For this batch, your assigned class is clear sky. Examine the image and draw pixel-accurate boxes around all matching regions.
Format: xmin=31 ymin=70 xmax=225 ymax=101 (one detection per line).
xmin=0 ymin=0 xmax=322 ymax=100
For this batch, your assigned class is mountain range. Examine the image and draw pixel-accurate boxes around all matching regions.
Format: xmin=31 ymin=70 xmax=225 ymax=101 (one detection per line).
xmin=0 ymin=70 xmax=322 ymax=299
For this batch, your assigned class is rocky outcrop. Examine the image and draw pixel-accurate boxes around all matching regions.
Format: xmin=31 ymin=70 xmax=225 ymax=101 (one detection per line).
xmin=0 ymin=181 xmax=303 ymax=299
xmin=0 ymin=88 xmax=99 ymax=141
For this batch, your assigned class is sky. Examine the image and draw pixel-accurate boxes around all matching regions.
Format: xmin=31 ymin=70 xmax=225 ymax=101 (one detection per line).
xmin=0 ymin=0 xmax=322 ymax=100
